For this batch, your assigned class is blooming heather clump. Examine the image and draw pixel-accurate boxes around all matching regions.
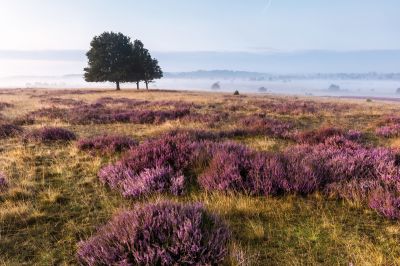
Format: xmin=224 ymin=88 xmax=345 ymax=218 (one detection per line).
xmin=252 ymin=99 xmax=351 ymax=115
xmin=77 ymin=202 xmax=230 ymax=265
xmin=0 ymin=172 xmax=8 ymax=192
xmin=198 ymin=143 xmax=287 ymax=196
xmin=239 ymin=115 xmax=294 ymax=138
xmin=0 ymin=102 xmax=13 ymax=110
xmin=369 ymin=188 xmax=400 ymax=220
xmin=121 ymin=166 xmax=185 ymax=197
xmin=31 ymin=103 xmax=191 ymax=125
xmin=0 ymin=124 xmax=23 ymax=139
xmin=292 ymin=127 xmax=344 ymax=144
xmin=291 ymin=127 xmax=364 ymax=144
xmin=98 ymin=133 xmax=199 ymax=197
xmin=77 ymin=135 xmax=137 ymax=155
xmin=376 ymin=124 xmax=400 ymax=138
xmin=198 ymin=142 xmax=254 ymax=193
xmin=95 ymin=97 xmax=149 ymax=106
xmin=119 ymin=133 xmax=199 ymax=173
xmin=346 ymin=129 xmax=364 ymax=142
xmin=41 ymin=97 xmax=86 ymax=106
xmin=24 ymin=127 xmax=76 ymax=143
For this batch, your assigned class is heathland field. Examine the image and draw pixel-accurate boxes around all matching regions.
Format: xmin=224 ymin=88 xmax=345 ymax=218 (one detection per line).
xmin=1 ymin=88 xmax=400 ymax=265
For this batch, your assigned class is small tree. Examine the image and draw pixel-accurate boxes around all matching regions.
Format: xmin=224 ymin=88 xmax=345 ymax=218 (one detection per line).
xmin=143 ymin=55 xmax=163 ymax=90
xmin=84 ymin=32 xmax=134 ymax=90
xmin=130 ymin=40 xmax=163 ymax=90
xmin=130 ymin=40 xmax=147 ymax=90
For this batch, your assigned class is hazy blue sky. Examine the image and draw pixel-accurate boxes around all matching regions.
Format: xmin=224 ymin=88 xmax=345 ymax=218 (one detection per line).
xmin=0 ymin=0 xmax=399 ymax=52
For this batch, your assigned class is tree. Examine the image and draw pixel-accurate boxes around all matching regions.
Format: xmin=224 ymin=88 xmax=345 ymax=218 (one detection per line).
xmin=129 ymin=40 xmax=163 ymax=90
xmin=129 ymin=40 xmax=147 ymax=90
xmin=142 ymin=55 xmax=163 ymax=90
xmin=84 ymin=32 xmax=134 ymax=90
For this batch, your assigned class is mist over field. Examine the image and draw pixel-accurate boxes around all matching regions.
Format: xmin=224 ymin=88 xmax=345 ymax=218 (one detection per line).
xmin=1 ymin=49 xmax=400 ymax=98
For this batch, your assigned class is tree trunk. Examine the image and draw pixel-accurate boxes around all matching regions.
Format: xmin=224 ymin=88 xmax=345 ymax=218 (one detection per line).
xmin=145 ymin=81 xmax=149 ymax=90
xmin=136 ymin=81 xmax=139 ymax=90
xmin=116 ymin=81 xmax=120 ymax=90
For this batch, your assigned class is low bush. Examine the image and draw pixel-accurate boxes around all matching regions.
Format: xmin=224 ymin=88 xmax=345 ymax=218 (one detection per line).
xmin=239 ymin=115 xmax=294 ymax=138
xmin=0 ymin=172 xmax=8 ymax=192
xmin=97 ymin=130 xmax=400 ymax=219
xmin=252 ymin=99 xmax=351 ymax=115
xmin=77 ymin=201 xmax=230 ymax=265
xmin=291 ymin=127 xmax=364 ymax=144
xmin=376 ymin=124 xmax=400 ymax=138
xmin=0 ymin=102 xmax=13 ymax=110
xmin=198 ymin=142 xmax=287 ymax=196
xmin=98 ymin=133 xmax=199 ymax=197
xmin=41 ymin=97 xmax=86 ymax=106
xmin=24 ymin=127 xmax=76 ymax=143
xmin=32 ymin=104 xmax=191 ymax=125
xmin=0 ymin=124 xmax=23 ymax=139
xmin=369 ymin=188 xmax=400 ymax=220
xmin=77 ymin=135 xmax=137 ymax=155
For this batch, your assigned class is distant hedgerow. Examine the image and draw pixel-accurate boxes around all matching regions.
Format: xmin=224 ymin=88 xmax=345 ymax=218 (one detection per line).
xmin=77 ymin=201 xmax=230 ymax=265
xmin=24 ymin=127 xmax=76 ymax=143
xmin=77 ymin=135 xmax=137 ymax=155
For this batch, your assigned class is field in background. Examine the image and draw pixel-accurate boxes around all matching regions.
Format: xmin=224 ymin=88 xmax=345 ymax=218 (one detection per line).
xmin=1 ymin=88 xmax=400 ymax=265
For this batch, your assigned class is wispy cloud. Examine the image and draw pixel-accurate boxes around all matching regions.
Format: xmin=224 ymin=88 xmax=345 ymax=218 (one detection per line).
xmin=263 ymin=0 xmax=272 ymax=13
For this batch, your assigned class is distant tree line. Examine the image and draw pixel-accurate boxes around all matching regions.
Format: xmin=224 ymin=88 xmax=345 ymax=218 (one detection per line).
xmin=84 ymin=32 xmax=163 ymax=90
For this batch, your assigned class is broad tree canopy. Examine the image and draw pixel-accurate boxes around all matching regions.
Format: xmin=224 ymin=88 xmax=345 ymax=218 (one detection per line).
xmin=84 ymin=32 xmax=163 ymax=90
xmin=84 ymin=32 xmax=133 ymax=90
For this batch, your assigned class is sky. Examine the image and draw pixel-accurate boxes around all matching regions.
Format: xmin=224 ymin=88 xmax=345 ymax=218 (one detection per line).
xmin=0 ymin=0 xmax=399 ymax=52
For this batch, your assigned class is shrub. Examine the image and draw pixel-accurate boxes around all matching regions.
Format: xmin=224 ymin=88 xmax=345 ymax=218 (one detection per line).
xmin=77 ymin=201 xmax=230 ymax=265
xmin=24 ymin=127 xmax=76 ymax=143
xmin=121 ymin=166 xmax=185 ymax=197
xmin=0 ymin=102 xmax=13 ymax=110
xmin=291 ymin=127 xmax=364 ymax=144
xmin=369 ymin=188 xmax=400 ymax=219
xmin=31 ymin=104 xmax=191 ymax=125
xmin=376 ymin=125 xmax=400 ymax=138
xmin=41 ymin=97 xmax=86 ymax=106
xmin=292 ymin=127 xmax=345 ymax=144
xmin=98 ymin=133 xmax=199 ymax=197
xmin=95 ymin=97 xmax=148 ymax=106
xmin=239 ymin=116 xmax=294 ymax=138
xmin=0 ymin=172 xmax=8 ymax=192
xmin=119 ymin=132 xmax=199 ymax=173
xmin=252 ymin=99 xmax=351 ymax=115
xmin=198 ymin=142 xmax=254 ymax=193
xmin=95 ymin=130 xmax=400 ymax=220
xmin=233 ymin=90 xmax=240 ymax=95
xmin=0 ymin=124 xmax=23 ymax=139
xmin=198 ymin=143 xmax=287 ymax=196
xmin=77 ymin=135 xmax=137 ymax=155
